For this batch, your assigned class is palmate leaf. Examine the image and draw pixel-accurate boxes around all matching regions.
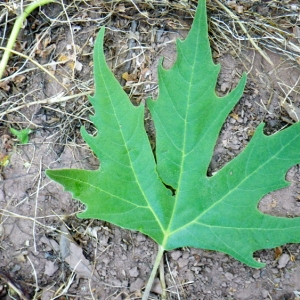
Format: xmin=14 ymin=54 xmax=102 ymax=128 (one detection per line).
xmin=46 ymin=0 xmax=300 ymax=269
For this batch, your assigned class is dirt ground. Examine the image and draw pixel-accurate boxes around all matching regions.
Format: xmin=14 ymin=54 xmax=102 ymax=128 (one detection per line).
xmin=0 ymin=0 xmax=300 ymax=299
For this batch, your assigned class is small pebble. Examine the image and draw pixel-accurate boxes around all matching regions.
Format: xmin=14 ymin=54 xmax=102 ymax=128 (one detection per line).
xmin=151 ymin=278 xmax=162 ymax=295
xmin=221 ymin=82 xmax=230 ymax=92
xmin=277 ymin=253 xmax=290 ymax=269
xmin=136 ymin=233 xmax=146 ymax=242
xmin=129 ymin=266 xmax=139 ymax=277
xmin=261 ymin=289 xmax=269 ymax=298
xmin=0 ymin=190 xmax=5 ymax=202
xmin=130 ymin=278 xmax=144 ymax=292
xmin=224 ymin=272 xmax=234 ymax=281
xmin=170 ymin=250 xmax=182 ymax=261
xmin=177 ymin=258 xmax=189 ymax=268
xmin=252 ymin=270 xmax=260 ymax=279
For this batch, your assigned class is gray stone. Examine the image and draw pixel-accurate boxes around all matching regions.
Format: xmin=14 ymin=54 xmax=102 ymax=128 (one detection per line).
xmin=129 ymin=266 xmax=139 ymax=277
xmin=224 ymin=272 xmax=234 ymax=281
xmin=277 ymin=253 xmax=290 ymax=269
xmin=130 ymin=278 xmax=144 ymax=292
xmin=170 ymin=250 xmax=182 ymax=261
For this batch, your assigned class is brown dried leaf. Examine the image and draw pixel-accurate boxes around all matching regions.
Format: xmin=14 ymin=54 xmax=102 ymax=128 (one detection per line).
xmin=122 ymin=72 xmax=137 ymax=82
xmin=57 ymin=54 xmax=70 ymax=63
xmin=274 ymin=246 xmax=282 ymax=260
xmin=0 ymin=81 xmax=10 ymax=91
xmin=35 ymin=34 xmax=54 ymax=58
xmin=116 ymin=4 xmax=126 ymax=12
xmin=12 ymin=75 xmax=26 ymax=85
xmin=39 ymin=44 xmax=56 ymax=58
xmin=1 ymin=135 xmax=13 ymax=152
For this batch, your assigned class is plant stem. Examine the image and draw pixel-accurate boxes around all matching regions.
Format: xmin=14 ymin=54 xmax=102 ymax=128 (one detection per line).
xmin=159 ymin=253 xmax=167 ymax=300
xmin=142 ymin=245 xmax=164 ymax=300
xmin=0 ymin=0 xmax=55 ymax=79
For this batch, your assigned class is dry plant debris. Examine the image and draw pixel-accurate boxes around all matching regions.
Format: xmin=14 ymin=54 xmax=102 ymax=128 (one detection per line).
xmin=0 ymin=0 xmax=299 ymax=299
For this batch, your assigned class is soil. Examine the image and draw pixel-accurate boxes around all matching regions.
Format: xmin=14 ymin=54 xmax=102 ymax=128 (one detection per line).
xmin=0 ymin=0 xmax=300 ymax=299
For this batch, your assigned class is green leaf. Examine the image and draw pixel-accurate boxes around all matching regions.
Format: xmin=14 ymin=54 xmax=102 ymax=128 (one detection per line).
xmin=10 ymin=128 xmax=32 ymax=144
xmin=46 ymin=0 xmax=300 ymax=268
